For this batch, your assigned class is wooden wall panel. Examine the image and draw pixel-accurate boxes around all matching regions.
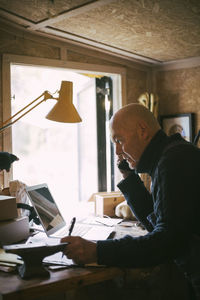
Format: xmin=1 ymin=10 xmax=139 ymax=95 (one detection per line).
xmin=126 ymin=68 xmax=148 ymax=104
xmin=67 ymin=50 xmax=119 ymax=66
xmin=156 ymin=66 xmax=200 ymax=137
xmin=0 ymin=29 xmax=60 ymax=59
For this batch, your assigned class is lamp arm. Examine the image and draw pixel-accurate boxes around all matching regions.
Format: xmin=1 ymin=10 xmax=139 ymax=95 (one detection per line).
xmin=0 ymin=122 xmax=14 ymax=133
xmin=0 ymin=91 xmax=56 ymax=133
xmin=7 ymin=98 xmax=47 ymax=128
xmin=3 ymin=91 xmax=53 ymax=126
xmin=0 ymin=98 xmax=46 ymax=133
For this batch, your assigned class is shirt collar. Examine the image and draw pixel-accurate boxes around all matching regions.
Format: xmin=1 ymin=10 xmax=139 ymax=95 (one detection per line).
xmin=136 ymin=130 xmax=167 ymax=175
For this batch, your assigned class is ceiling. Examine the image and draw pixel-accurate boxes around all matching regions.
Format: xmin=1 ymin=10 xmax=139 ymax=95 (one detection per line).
xmin=0 ymin=0 xmax=200 ymax=64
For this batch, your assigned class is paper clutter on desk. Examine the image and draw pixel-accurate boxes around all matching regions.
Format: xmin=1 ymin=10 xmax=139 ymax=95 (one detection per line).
xmin=0 ymin=247 xmax=23 ymax=272
xmin=0 ymin=247 xmax=23 ymax=265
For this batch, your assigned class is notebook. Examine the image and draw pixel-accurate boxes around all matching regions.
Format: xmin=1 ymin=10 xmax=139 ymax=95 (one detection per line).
xmin=25 ymin=183 xmax=114 ymax=241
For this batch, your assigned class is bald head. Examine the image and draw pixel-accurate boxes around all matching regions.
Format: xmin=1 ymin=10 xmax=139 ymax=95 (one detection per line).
xmin=110 ymin=103 xmax=161 ymax=169
xmin=111 ymin=103 xmax=160 ymax=135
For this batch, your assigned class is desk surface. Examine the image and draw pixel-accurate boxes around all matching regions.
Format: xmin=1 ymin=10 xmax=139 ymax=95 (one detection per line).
xmin=0 ymin=265 xmax=124 ymax=300
xmin=0 ymin=222 xmax=146 ymax=300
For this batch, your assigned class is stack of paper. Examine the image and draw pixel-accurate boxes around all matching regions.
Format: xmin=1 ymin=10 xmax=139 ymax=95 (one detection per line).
xmin=0 ymin=247 xmax=23 ymax=272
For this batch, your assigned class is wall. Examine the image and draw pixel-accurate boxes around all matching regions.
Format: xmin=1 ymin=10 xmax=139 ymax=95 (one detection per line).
xmin=155 ymin=66 xmax=200 ymax=140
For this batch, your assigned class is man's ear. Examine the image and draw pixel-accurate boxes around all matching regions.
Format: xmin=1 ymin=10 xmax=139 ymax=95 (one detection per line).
xmin=136 ymin=121 xmax=149 ymax=140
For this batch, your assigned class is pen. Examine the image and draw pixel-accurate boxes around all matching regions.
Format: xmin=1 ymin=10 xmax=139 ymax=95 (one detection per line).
xmin=68 ymin=217 xmax=76 ymax=236
xmin=62 ymin=217 xmax=76 ymax=258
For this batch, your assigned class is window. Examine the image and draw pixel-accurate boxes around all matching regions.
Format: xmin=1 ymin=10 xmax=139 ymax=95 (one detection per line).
xmin=3 ymin=56 xmax=125 ymax=219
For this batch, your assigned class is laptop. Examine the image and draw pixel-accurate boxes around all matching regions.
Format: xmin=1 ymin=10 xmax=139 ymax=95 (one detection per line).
xmin=25 ymin=183 xmax=114 ymax=241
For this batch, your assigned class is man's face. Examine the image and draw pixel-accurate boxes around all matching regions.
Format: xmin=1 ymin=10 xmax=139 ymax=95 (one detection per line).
xmin=111 ymin=120 xmax=144 ymax=169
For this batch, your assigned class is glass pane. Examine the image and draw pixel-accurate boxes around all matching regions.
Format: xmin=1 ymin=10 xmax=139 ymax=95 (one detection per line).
xmin=77 ymin=79 xmax=98 ymax=202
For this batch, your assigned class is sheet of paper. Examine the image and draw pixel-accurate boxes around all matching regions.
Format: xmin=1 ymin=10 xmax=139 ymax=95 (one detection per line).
xmin=80 ymin=216 xmax=123 ymax=227
xmin=26 ymin=232 xmax=60 ymax=245
xmin=0 ymin=248 xmax=23 ymax=265
xmin=43 ymin=251 xmax=74 ymax=266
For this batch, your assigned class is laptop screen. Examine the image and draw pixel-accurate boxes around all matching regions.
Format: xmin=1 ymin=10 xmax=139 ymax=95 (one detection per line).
xmin=26 ymin=183 xmax=66 ymax=235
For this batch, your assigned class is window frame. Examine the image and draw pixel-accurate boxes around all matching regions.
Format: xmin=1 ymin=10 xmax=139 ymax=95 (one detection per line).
xmin=2 ymin=54 xmax=127 ymax=187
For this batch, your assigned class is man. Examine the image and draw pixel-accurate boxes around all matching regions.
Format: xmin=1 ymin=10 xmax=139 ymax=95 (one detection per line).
xmin=61 ymin=104 xmax=200 ymax=299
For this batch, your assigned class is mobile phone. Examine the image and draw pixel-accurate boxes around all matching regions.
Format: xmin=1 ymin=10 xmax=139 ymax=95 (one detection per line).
xmin=118 ymin=159 xmax=132 ymax=171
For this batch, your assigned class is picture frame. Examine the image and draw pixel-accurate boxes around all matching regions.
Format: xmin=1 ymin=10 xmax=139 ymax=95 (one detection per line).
xmin=160 ymin=113 xmax=194 ymax=142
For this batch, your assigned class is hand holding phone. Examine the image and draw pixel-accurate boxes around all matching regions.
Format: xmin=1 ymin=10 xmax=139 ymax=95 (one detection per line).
xmin=117 ymin=157 xmax=133 ymax=179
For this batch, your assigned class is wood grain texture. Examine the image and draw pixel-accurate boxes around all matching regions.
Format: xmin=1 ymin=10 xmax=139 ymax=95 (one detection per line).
xmin=0 ymin=0 xmax=90 ymax=22
xmin=0 ymin=266 xmax=124 ymax=300
xmin=46 ymin=0 xmax=200 ymax=61
xmin=0 ymin=0 xmax=200 ymax=62
xmin=126 ymin=68 xmax=148 ymax=104
xmin=0 ymin=31 xmax=60 ymax=59
xmin=156 ymin=66 xmax=200 ymax=136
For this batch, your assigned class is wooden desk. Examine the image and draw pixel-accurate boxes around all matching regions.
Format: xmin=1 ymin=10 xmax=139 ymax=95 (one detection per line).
xmin=0 ymin=222 xmax=145 ymax=300
xmin=0 ymin=265 xmax=124 ymax=300
xmin=0 ymin=223 xmax=189 ymax=300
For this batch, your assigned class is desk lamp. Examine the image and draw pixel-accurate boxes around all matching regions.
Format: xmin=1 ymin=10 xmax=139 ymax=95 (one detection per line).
xmin=0 ymin=81 xmax=82 ymax=133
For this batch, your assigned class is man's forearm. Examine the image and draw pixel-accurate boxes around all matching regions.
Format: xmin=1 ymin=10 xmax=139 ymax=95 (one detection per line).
xmin=117 ymin=172 xmax=153 ymax=231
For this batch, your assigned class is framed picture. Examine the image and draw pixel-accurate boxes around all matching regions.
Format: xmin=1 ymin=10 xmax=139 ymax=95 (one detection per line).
xmin=160 ymin=113 xmax=194 ymax=142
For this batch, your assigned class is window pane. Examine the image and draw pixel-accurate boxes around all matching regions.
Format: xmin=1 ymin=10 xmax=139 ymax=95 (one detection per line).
xmin=77 ymin=79 xmax=98 ymax=202
xmin=11 ymin=65 xmax=97 ymax=219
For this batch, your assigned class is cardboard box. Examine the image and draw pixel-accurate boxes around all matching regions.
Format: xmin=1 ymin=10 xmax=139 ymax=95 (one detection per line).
xmin=0 ymin=216 xmax=29 ymax=245
xmin=95 ymin=192 xmax=125 ymax=217
xmin=0 ymin=195 xmax=18 ymax=221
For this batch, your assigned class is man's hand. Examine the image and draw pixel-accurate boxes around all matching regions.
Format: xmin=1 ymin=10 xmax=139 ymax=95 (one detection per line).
xmin=117 ymin=155 xmax=133 ymax=179
xmin=60 ymin=236 xmax=97 ymax=265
